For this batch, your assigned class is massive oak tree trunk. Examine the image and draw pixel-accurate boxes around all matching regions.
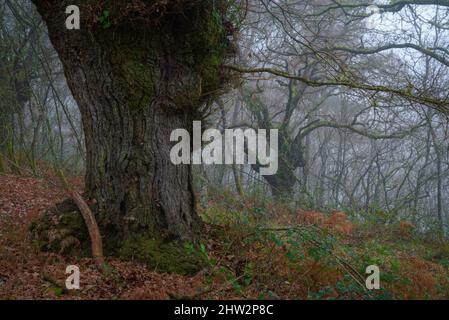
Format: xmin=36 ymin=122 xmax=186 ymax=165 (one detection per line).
xmin=31 ymin=0 xmax=233 ymax=272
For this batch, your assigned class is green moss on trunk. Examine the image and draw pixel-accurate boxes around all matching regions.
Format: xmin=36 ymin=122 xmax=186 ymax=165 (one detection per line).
xmin=30 ymin=202 xmax=207 ymax=275
xmin=30 ymin=0 xmax=237 ymax=276
xmin=118 ymin=236 xmax=207 ymax=275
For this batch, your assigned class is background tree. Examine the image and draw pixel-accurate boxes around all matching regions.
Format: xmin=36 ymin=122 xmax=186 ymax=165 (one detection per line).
xmin=0 ymin=0 xmax=83 ymax=174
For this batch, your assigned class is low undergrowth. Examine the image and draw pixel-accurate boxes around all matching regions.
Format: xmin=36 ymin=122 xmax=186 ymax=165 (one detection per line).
xmin=1 ymin=175 xmax=448 ymax=299
xmin=196 ymin=190 xmax=449 ymax=299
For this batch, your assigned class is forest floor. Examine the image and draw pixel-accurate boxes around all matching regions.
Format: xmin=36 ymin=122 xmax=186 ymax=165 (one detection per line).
xmin=1 ymin=173 xmax=449 ymax=300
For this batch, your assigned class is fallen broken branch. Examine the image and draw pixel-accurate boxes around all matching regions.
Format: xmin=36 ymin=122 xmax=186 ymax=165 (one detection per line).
xmin=56 ymin=169 xmax=104 ymax=268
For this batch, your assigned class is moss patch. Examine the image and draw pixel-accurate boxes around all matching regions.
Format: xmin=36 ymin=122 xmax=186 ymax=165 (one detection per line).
xmin=118 ymin=235 xmax=207 ymax=275
xmin=30 ymin=199 xmax=207 ymax=275
xmin=30 ymin=199 xmax=90 ymax=256
xmin=81 ymin=0 xmax=235 ymax=111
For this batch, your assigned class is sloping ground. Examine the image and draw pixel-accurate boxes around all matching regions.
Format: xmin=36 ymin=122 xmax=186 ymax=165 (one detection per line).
xmin=0 ymin=175 xmax=202 ymax=299
xmin=1 ymin=174 xmax=448 ymax=299
xmin=198 ymin=190 xmax=449 ymax=299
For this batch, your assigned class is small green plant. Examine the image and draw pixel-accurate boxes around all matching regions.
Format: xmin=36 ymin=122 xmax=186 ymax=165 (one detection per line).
xmin=308 ymin=286 xmax=335 ymax=300
xmin=99 ymin=9 xmax=111 ymax=29
xmin=185 ymin=242 xmax=212 ymax=266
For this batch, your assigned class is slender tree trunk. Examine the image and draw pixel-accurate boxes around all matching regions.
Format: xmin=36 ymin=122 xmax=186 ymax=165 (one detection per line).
xmin=219 ymin=99 xmax=244 ymax=197
xmin=298 ymin=134 xmax=310 ymax=206
xmin=429 ymin=121 xmax=444 ymax=238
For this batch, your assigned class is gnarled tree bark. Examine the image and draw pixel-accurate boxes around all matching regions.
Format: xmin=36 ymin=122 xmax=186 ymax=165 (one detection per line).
xmin=31 ymin=0 xmax=235 ymax=273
